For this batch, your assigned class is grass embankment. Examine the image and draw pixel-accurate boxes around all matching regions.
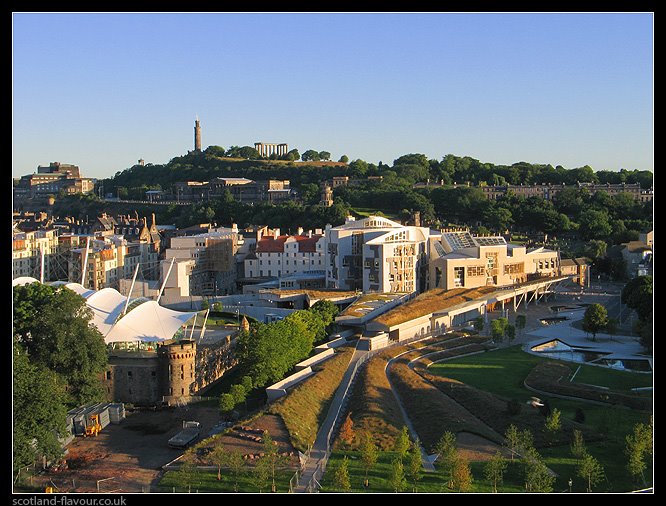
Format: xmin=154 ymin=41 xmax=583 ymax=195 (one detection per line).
xmin=268 ymin=346 xmax=355 ymax=452
xmin=342 ymin=346 xmax=419 ymax=451
xmin=427 ymin=346 xmax=653 ymax=492
xmin=320 ymin=450 xmax=526 ymax=493
xmin=387 ymin=336 xmax=501 ymax=451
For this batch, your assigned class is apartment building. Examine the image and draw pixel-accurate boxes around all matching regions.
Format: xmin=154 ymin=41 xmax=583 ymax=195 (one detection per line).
xmin=244 ymin=227 xmax=325 ymax=279
xmin=324 ymin=216 xmax=432 ymax=294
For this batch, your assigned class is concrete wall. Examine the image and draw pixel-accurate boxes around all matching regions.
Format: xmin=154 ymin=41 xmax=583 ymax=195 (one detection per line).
xmin=265 ymin=367 xmax=315 ymax=402
xmin=294 ymin=348 xmax=336 ymax=371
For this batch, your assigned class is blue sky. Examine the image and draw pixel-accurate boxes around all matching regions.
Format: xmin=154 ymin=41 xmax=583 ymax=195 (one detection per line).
xmin=12 ymin=12 xmax=653 ymax=180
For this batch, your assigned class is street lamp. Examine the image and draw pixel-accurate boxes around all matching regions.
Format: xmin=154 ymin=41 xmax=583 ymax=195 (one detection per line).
xmin=568 ymin=478 xmax=572 ymax=493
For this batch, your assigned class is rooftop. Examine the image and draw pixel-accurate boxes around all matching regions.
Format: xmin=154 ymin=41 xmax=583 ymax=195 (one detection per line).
xmin=338 ymin=292 xmax=406 ymax=318
xmin=373 ymin=286 xmax=497 ymax=327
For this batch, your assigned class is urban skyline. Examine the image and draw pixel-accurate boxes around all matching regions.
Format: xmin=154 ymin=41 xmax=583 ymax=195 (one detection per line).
xmin=13 ymin=12 xmax=653 ymax=180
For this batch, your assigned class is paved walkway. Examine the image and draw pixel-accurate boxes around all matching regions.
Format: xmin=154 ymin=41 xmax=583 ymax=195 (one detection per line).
xmin=293 ymin=345 xmax=368 ymax=492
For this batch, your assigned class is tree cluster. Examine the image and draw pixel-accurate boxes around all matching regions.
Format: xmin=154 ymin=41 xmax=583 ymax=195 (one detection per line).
xmin=13 ymin=283 xmax=108 ymax=470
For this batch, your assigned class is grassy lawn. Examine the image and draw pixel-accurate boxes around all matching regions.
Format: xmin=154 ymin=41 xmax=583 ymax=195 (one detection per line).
xmin=320 ymin=450 xmax=526 ymax=493
xmin=352 ymin=207 xmax=401 ymax=221
xmin=269 ymin=346 xmax=355 ymax=452
xmin=158 ymin=467 xmax=295 ymax=493
xmin=428 ymin=346 xmax=543 ymax=401
xmin=572 ymin=364 xmax=653 ymax=391
xmin=427 ymin=345 xmax=652 ymax=492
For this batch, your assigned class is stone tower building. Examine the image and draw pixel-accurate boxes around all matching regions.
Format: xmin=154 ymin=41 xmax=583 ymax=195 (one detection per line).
xmin=194 ymin=117 xmax=202 ymax=152
xmin=159 ymin=339 xmax=197 ymax=402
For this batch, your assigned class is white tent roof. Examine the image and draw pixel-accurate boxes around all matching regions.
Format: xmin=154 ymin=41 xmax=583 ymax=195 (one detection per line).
xmin=12 ymin=277 xmax=40 ymax=287
xmin=105 ymin=301 xmax=198 ymax=343
xmin=13 ymin=278 xmax=198 ymax=344
xmin=85 ymin=288 xmax=130 ymax=337
xmin=51 ymin=281 xmax=96 ymax=299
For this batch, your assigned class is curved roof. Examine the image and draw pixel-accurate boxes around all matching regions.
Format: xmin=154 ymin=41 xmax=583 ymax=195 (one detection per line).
xmin=12 ymin=276 xmax=40 ymax=286
xmin=51 ymin=281 xmax=96 ymax=299
xmin=85 ymin=288 xmax=129 ymax=336
xmin=13 ymin=278 xmax=199 ymax=345
xmin=105 ymin=301 xmax=198 ymax=343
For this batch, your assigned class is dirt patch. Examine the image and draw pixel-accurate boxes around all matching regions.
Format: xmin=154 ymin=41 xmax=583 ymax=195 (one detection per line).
xmin=32 ymin=402 xmax=222 ymax=493
xmin=190 ymin=413 xmax=299 ymax=468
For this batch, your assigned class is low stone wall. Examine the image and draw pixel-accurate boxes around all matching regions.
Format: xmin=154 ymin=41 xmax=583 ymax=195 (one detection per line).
xmin=294 ymin=348 xmax=336 ymax=371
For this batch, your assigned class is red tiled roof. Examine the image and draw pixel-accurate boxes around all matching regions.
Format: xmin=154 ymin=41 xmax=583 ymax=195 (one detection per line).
xmin=255 ymin=234 xmax=322 ymax=253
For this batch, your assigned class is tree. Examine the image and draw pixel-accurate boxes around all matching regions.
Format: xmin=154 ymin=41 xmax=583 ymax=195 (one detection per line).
xmin=360 ymin=432 xmax=378 ymax=487
xmin=621 ymin=276 xmax=653 ymax=322
xmin=434 ymin=431 xmax=457 ymax=486
xmin=451 ymin=454 xmax=474 ymax=492
xmin=484 ymin=451 xmax=507 ymax=493
xmin=518 ymin=429 xmax=535 ymax=456
xmin=285 ymin=149 xmax=300 ymax=161
xmin=339 ymin=155 xmax=349 ymax=164
xmin=301 ymin=149 xmax=321 ymax=162
xmin=578 ymin=209 xmax=612 ymax=240
xmin=571 ymin=429 xmax=586 ymax=459
xmin=13 ymin=344 xmax=68 ymax=470
xmin=319 ymin=151 xmax=331 ymax=161
xmin=229 ymin=384 xmax=246 ymax=407
xmin=241 ymin=375 xmax=254 ymax=393
xmin=211 ymin=302 xmax=222 ymax=312
xmin=208 ymin=445 xmax=228 ymax=481
xmin=523 ymin=449 xmax=555 ymax=493
xmin=625 ymin=421 xmax=653 ymax=487
xmin=250 ymin=457 xmax=271 ymax=493
xmin=394 ymin=426 xmax=411 ymax=459
xmin=582 ymin=304 xmax=608 ymax=341
xmin=407 ymin=439 xmax=423 ymax=492
xmin=260 ymin=431 xmax=288 ymax=492
xmin=577 ymin=453 xmax=605 ymax=492
xmin=219 ymin=393 xmax=235 ymax=417
xmin=338 ymin=412 xmax=356 ymax=449
xmin=515 ymin=315 xmax=526 ymax=337
xmin=334 ymin=456 xmax=352 ymax=492
xmin=174 ymin=459 xmax=199 ymax=493
xmin=491 ymin=317 xmax=509 ymax=343
xmin=506 ymin=324 xmax=516 ymax=344
xmin=388 ymin=457 xmax=407 ymax=492
xmin=504 ymin=424 xmax=520 ymax=461
xmin=545 ymin=408 xmax=562 ymax=438
xmin=224 ymin=450 xmax=246 ymax=492
xmin=13 ymin=284 xmax=108 ymax=407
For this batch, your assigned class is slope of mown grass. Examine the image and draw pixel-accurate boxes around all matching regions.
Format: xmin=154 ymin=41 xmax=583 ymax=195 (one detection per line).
xmin=320 ymin=450 xmax=526 ymax=493
xmin=268 ymin=346 xmax=355 ymax=452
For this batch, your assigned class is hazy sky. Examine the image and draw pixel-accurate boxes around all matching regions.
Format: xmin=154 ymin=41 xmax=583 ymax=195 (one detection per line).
xmin=12 ymin=12 xmax=653 ymax=180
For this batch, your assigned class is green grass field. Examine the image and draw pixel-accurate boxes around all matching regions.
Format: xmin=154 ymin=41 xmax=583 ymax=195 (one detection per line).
xmin=320 ymin=450 xmax=526 ymax=493
xmin=572 ymin=364 xmax=653 ymax=391
xmin=427 ymin=346 xmax=652 ymax=492
xmin=158 ymin=467 xmax=295 ymax=493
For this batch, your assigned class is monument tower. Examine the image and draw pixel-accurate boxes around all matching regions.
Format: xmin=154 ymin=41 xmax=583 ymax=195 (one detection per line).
xmin=194 ymin=116 xmax=202 ymax=152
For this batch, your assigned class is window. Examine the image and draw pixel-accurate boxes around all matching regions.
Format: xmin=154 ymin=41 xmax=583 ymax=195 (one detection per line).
xmin=106 ymin=371 xmax=112 ymax=380
xmin=127 ymin=371 xmax=133 ymax=378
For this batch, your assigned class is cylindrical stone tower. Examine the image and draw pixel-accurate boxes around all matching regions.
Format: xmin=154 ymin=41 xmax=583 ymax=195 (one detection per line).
xmin=159 ymin=339 xmax=196 ymax=402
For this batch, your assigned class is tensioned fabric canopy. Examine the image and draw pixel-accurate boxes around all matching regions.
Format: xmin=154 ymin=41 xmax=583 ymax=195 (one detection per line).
xmin=13 ymin=279 xmax=198 ymax=344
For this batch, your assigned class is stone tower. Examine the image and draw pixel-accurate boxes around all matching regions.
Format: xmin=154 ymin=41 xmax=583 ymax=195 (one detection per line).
xmin=159 ymin=339 xmax=196 ymax=403
xmin=194 ymin=116 xmax=202 ymax=152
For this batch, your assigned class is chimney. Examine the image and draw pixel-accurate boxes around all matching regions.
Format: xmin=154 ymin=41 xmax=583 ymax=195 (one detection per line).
xmin=297 ymin=227 xmax=304 ymax=236
xmin=308 ymin=230 xmax=313 ymax=238
xmin=151 ymin=213 xmax=156 ymax=228
xmin=273 ymin=228 xmax=280 ymax=239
